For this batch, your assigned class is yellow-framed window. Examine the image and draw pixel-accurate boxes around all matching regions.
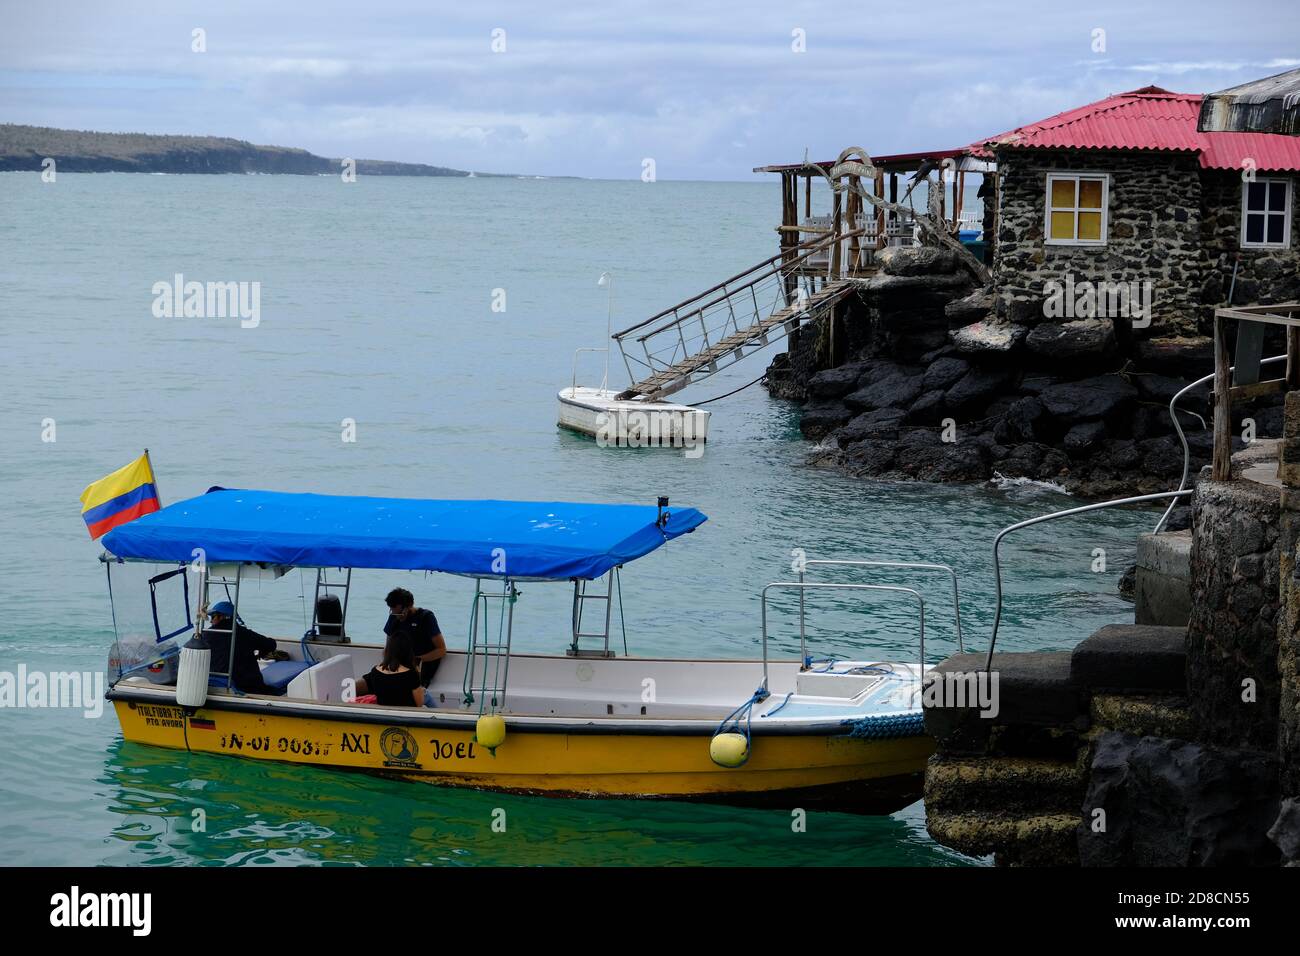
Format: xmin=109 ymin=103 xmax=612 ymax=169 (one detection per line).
xmin=1045 ymin=173 xmax=1108 ymax=244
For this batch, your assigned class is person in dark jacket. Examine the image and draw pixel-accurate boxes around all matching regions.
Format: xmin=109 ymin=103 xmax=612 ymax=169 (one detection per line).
xmin=204 ymin=600 xmax=286 ymax=696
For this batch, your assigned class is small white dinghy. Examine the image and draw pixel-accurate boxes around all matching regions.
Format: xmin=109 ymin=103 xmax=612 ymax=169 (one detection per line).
xmin=557 ymin=386 xmax=710 ymax=451
xmin=560 ymin=272 xmax=709 ymax=452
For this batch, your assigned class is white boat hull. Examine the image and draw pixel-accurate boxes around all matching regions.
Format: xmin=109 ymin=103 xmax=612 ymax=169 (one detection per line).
xmin=557 ymin=387 xmax=710 ymax=450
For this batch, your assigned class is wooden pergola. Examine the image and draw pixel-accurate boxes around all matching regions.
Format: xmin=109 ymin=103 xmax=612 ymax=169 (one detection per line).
xmin=1213 ymin=303 xmax=1300 ymax=479
xmin=753 ymin=149 xmax=996 ymax=276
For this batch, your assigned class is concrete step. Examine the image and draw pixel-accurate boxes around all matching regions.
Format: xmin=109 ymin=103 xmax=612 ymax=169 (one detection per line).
xmin=926 ymin=808 xmax=1081 ymax=866
xmin=1070 ymin=624 xmax=1187 ymax=694
xmin=1089 ymin=693 xmax=1194 ymax=739
xmin=1135 ymin=531 xmax=1191 ymax=626
xmin=925 ymin=753 xmax=1087 ymax=815
xmin=923 ymin=651 xmax=1086 ymax=757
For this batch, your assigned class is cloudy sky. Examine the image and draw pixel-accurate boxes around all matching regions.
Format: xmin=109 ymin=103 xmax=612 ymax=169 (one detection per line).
xmin=2 ymin=0 xmax=1297 ymax=180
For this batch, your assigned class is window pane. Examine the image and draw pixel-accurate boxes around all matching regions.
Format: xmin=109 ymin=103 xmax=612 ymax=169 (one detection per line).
xmin=1268 ymin=182 xmax=1287 ymax=212
xmin=1050 ymin=178 xmax=1075 ymax=209
xmin=1246 ymin=182 xmax=1267 ymax=211
xmin=1245 ymin=213 xmax=1265 ymax=244
xmin=1050 ymin=211 xmax=1076 ymax=240
xmin=1078 ymin=211 xmax=1103 ymax=241
xmin=1267 ymin=214 xmax=1284 ymax=244
xmin=1078 ymin=180 xmax=1104 ymax=209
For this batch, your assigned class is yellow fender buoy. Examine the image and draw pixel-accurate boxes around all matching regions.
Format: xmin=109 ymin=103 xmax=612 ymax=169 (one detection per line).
xmin=476 ymin=714 xmax=507 ymax=754
xmin=709 ymin=732 xmax=749 ymax=768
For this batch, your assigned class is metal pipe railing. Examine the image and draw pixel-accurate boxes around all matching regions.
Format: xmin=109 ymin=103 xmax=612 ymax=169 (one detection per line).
xmin=986 ymin=489 xmax=1194 ymax=671
xmin=760 ymin=581 xmax=925 ymax=693
xmin=570 ymin=346 xmax=609 ymax=391
xmin=800 ymin=559 xmax=964 ymax=653
xmin=611 ymin=231 xmax=849 ymax=342
xmin=625 ymin=229 xmax=865 ymax=345
xmin=1152 ymin=353 xmax=1288 ymax=534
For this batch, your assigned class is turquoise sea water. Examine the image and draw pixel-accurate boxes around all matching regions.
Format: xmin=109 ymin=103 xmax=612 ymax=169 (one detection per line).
xmin=0 ymin=173 xmax=1152 ymax=865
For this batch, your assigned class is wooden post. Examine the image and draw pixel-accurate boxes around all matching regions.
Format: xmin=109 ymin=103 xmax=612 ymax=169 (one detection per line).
xmin=805 ymin=174 xmax=811 ymax=218
xmin=1213 ymin=314 xmax=1233 ymax=481
xmin=846 ymin=177 xmax=860 ymax=274
xmin=874 ymin=168 xmax=886 ymax=251
xmin=830 ymin=182 xmax=843 ymax=278
xmin=986 ymin=172 xmax=998 ymax=265
xmin=1288 ymin=325 xmax=1300 ymax=390
xmin=954 ymin=171 xmax=965 ymax=229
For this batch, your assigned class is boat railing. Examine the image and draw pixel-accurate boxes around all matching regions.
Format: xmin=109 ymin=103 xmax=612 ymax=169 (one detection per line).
xmin=570 ymin=346 xmax=609 ymax=392
xmin=798 ymin=558 xmax=963 ymax=654
xmin=1152 ymin=352 xmax=1288 ymax=534
xmin=759 ymin=581 xmax=926 ymax=694
xmin=986 ymin=489 xmax=1194 ymax=671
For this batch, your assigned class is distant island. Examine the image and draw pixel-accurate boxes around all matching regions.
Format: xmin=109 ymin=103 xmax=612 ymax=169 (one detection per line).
xmin=0 ymin=124 xmax=511 ymax=177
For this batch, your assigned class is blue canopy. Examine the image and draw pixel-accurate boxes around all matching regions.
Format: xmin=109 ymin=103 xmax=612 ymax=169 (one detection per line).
xmin=102 ymin=489 xmax=707 ymax=580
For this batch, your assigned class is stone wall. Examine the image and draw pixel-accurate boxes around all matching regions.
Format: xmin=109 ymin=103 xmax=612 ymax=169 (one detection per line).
xmin=764 ymin=245 xmax=1271 ymax=497
xmin=1186 ymin=477 xmax=1282 ymax=750
xmin=1276 ymin=393 xmax=1300 ymax=796
xmin=992 ymin=148 xmax=1205 ymax=336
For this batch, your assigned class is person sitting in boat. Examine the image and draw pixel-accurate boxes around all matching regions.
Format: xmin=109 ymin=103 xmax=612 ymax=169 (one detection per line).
xmin=204 ymin=600 xmax=287 ymax=696
xmin=354 ymin=631 xmax=425 ymax=707
xmin=383 ymin=588 xmax=446 ymax=690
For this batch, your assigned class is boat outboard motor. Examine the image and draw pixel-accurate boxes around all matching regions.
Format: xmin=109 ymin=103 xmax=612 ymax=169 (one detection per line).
xmin=175 ymin=631 xmax=211 ymax=708
xmin=314 ymin=594 xmax=347 ymax=643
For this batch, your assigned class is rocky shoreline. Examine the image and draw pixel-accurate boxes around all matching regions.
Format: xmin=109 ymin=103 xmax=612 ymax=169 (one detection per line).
xmin=0 ymin=124 xmax=492 ymax=177
xmin=765 ymin=246 xmax=1281 ymax=505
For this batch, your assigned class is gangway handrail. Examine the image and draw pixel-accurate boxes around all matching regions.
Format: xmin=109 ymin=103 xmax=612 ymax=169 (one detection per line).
xmin=760 ymin=581 xmax=925 ymax=694
xmin=611 ymin=230 xmax=858 ymax=342
xmin=986 ymin=489 xmax=1194 ymax=671
xmin=628 ymin=232 xmax=862 ymax=347
xmin=1152 ymin=352 xmax=1288 ymax=534
xmin=800 ymin=559 xmax=963 ymax=653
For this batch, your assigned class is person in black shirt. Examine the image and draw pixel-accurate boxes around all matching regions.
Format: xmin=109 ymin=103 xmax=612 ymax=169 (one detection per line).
xmin=382 ymin=587 xmax=446 ymax=689
xmin=203 ymin=600 xmax=286 ymax=696
xmin=355 ymin=630 xmax=424 ymax=707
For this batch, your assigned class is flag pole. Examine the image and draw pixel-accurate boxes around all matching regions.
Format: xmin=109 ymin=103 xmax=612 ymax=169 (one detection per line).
xmin=143 ymin=447 xmax=163 ymax=507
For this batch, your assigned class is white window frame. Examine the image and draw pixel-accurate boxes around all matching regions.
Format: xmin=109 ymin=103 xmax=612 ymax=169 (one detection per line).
xmin=1240 ymin=177 xmax=1292 ymax=250
xmin=1044 ymin=172 xmax=1110 ymax=246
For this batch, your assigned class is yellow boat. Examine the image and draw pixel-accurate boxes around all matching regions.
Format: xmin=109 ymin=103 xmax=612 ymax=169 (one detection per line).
xmin=103 ymin=489 xmax=949 ymax=812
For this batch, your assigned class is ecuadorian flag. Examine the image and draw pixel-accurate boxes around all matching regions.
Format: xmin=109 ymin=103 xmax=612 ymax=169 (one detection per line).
xmin=80 ymin=453 xmax=161 ymax=540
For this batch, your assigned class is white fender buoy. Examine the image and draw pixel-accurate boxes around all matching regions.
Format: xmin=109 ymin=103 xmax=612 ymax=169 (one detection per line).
xmin=175 ymin=633 xmax=211 ymax=708
xmin=709 ymin=732 xmax=749 ymax=768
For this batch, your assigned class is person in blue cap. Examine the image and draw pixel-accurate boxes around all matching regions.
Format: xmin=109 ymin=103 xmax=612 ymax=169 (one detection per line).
xmin=204 ymin=600 xmax=286 ymax=696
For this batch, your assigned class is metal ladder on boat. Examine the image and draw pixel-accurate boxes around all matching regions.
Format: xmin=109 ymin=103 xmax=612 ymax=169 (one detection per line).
xmin=611 ymin=232 xmax=861 ymax=402
xmin=568 ymin=569 xmax=618 ymax=658
xmin=461 ymin=578 xmax=518 ymax=709
xmin=309 ymin=567 xmax=351 ymax=641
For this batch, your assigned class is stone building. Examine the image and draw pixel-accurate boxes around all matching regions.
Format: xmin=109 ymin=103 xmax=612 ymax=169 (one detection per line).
xmin=757 ymin=75 xmax=1300 ymax=496
xmin=980 ymin=85 xmax=1300 ymax=339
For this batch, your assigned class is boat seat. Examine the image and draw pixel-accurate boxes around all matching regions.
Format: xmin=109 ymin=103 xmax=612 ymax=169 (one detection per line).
xmin=206 ymin=660 xmax=313 ymax=691
xmin=285 ymin=654 xmax=353 ymax=703
xmin=259 ymin=660 xmax=312 ymax=690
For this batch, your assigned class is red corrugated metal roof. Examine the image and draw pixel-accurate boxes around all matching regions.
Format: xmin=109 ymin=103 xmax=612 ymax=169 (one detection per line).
xmin=974 ymin=86 xmax=1300 ymax=171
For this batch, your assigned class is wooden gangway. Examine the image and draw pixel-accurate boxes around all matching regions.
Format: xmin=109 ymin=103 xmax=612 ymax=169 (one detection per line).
xmin=612 ymin=233 xmax=861 ymax=401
